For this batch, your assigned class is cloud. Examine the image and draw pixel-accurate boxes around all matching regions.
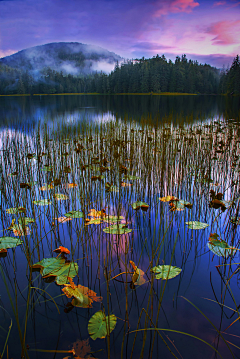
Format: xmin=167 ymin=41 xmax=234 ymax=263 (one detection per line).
xmin=153 ymin=0 xmax=199 ymax=17
xmin=206 ymin=20 xmax=240 ymax=45
xmin=212 ymin=1 xmax=226 ymax=6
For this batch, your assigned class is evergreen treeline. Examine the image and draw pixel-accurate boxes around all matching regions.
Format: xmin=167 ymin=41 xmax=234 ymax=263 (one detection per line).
xmin=0 ymin=54 xmax=239 ymax=95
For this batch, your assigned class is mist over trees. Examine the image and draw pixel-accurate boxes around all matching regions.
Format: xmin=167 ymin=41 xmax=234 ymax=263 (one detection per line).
xmin=0 ymin=53 xmax=239 ymax=95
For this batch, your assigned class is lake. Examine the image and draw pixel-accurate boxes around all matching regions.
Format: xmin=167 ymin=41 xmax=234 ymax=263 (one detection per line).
xmin=0 ymin=94 xmax=240 ymax=359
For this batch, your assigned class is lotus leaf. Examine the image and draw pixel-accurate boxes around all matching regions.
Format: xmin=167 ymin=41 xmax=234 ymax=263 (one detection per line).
xmin=32 ymin=257 xmax=78 ymax=285
xmin=103 ymin=224 xmax=132 ymax=235
xmin=185 ymin=221 xmax=209 ymax=229
xmin=151 ymin=265 xmax=182 ymax=280
xmin=88 ymin=311 xmax=117 ymax=340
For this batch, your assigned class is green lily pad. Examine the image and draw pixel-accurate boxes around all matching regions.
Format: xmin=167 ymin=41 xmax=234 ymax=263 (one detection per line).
xmin=32 ymin=257 xmax=78 ymax=285
xmin=103 ymin=215 xmax=124 ymax=224
xmin=54 ymin=193 xmax=69 ymax=200
xmin=0 ymin=236 xmax=23 ymax=250
xmin=151 ymin=265 xmax=182 ymax=280
xmin=103 ymin=224 xmax=132 ymax=235
xmin=185 ymin=221 xmax=209 ymax=230
xmin=33 ymin=199 xmax=52 ymax=206
xmin=88 ymin=311 xmax=117 ymax=340
xmin=131 ymin=201 xmax=149 ymax=210
xmin=18 ymin=217 xmax=35 ymax=225
xmin=6 ymin=207 xmax=26 ymax=214
xmin=208 ymin=239 xmax=237 ymax=257
xmin=64 ymin=210 xmax=84 ymax=218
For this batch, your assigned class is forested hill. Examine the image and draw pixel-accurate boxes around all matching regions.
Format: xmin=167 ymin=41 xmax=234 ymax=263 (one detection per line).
xmin=0 ymin=47 xmax=239 ymax=95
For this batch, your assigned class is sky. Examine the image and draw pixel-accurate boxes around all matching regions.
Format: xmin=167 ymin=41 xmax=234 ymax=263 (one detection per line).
xmin=0 ymin=0 xmax=240 ymax=69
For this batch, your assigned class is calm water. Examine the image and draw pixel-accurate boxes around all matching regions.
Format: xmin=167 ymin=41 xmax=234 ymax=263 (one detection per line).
xmin=0 ymin=94 xmax=240 ymax=359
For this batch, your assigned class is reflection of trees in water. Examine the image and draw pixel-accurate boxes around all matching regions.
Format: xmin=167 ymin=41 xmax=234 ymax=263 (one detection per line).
xmin=0 ymin=95 xmax=239 ymax=132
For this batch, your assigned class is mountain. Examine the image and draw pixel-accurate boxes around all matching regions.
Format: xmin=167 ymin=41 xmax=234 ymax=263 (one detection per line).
xmin=0 ymin=42 xmax=123 ymax=78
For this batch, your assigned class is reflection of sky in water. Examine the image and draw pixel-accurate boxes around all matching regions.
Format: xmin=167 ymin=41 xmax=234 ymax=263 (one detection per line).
xmin=0 ymin=98 xmax=240 ymax=358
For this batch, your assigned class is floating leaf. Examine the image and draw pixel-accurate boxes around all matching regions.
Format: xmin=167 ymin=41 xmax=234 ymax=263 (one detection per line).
xmin=53 ymin=246 xmax=70 ymax=254
xmin=54 ymin=193 xmax=69 ymax=200
xmin=39 ymin=184 xmax=54 ymax=191
xmin=88 ymin=311 xmax=117 ymax=340
xmin=208 ymin=238 xmax=236 ymax=257
xmin=67 ymin=183 xmax=78 ymax=189
xmin=33 ymin=199 xmax=52 ymax=206
xmin=121 ymin=182 xmax=132 ymax=187
xmin=151 ymin=265 xmax=182 ymax=280
xmin=103 ymin=224 xmax=132 ymax=235
xmin=159 ymin=196 xmax=178 ymax=202
xmin=32 ymin=257 xmax=78 ymax=285
xmin=129 ymin=261 xmax=146 ymax=286
xmin=62 ymin=278 xmax=102 ymax=308
xmin=12 ymin=224 xmax=31 ymax=236
xmin=103 ymin=215 xmax=124 ymax=224
xmin=124 ymin=175 xmax=140 ymax=180
xmin=0 ymin=236 xmax=23 ymax=251
xmin=6 ymin=207 xmax=26 ymax=214
xmin=88 ymin=209 xmax=106 ymax=218
xmin=170 ymin=199 xmax=192 ymax=211
xmin=185 ymin=221 xmax=209 ymax=230
xmin=85 ymin=218 xmax=103 ymax=225
xmin=70 ymin=338 xmax=94 ymax=359
xmin=65 ymin=210 xmax=84 ymax=219
xmin=17 ymin=217 xmax=35 ymax=226
xmin=131 ymin=201 xmax=149 ymax=211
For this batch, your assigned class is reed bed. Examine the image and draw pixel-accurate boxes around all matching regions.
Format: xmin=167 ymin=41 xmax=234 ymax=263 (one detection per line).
xmin=0 ymin=114 xmax=240 ymax=359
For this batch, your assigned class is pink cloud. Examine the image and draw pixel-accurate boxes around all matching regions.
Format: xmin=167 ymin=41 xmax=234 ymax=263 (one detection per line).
xmin=170 ymin=0 xmax=200 ymax=13
xmin=153 ymin=0 xmax=199 ymax=17
xmin=206 ymin=20 xmax=240 ymax=45
xmin=213 ymin=1 xmax=226 ymax=6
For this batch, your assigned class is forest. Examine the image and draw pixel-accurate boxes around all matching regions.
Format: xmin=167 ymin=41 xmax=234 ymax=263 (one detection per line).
xmin=0 ymin=53 xmax=239 ymax=95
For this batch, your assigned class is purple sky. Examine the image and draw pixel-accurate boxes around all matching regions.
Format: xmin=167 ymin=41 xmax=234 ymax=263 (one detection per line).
xmin=0 ymin=0 xmax=240 ymax=69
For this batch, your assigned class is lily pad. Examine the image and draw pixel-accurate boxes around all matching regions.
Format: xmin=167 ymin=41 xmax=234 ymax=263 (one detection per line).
xmin=17 ymin=217 xmax=35 ymax=225
xmin=6 ymin=207 xmax=26 ymax=214
xmin=103 ymin=224 xmax=132 ymax=235
xmin=62 ymin=279 xmax=102 ymax=308
xmin=88 ymin=311 xmax=117 ymax=340
xmin=64 ymin=210 xmax=84 ymax=218
xmin=185 ymin=221 xmax=209 ymax=230
xmin=33 ymin=199 xmax=52 ymax=206
xmin=124 ymin=175 xmax=140 ymax=180
xmin=0 ymin=236 xmax=23 ymax=250
xmin=32 ymin=257 xmax=78 ymax=285
xmin=131 ymin=201 xmax=149 ymax=210
xmin=151 ymin=265 xmax=182 ymax=280
xmin=53 ymin=193 xmax=69 ymax=200
xmin=208 ymin=239 xmax=236 ymax=257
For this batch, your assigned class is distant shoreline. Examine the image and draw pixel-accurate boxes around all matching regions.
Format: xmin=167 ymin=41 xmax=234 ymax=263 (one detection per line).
xmin=0 ymin=92 xmax=232 ymax=97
